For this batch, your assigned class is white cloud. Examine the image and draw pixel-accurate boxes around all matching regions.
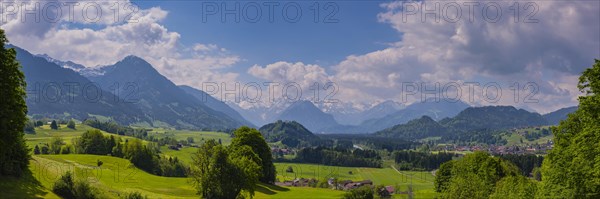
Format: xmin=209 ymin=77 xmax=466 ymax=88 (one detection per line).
xmin=1 ymin=0 xmax=241 ymax=90
xmin=247 ymin=61 xmax=336 ymax=104
xmin=248 ymin=0 xmax=598 ymax=113
xmin=193 ymin=44 xmax=218 ymax=52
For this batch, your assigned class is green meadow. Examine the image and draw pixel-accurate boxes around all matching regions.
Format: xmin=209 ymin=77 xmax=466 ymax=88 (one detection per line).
xmin=503 ymin=126 xmax=554 ymax=146
xmin=4 ymin=125 xmax=352 ymax=198
xmin=146 ymin=128 xmax=233 ymax=145
xmin=3 ymin=154 xmax=345 ymax=199
xmin=274 ymin=163 xmax=435 ymax=198
xmin=6 ymin=124 xmax=437 ymax=198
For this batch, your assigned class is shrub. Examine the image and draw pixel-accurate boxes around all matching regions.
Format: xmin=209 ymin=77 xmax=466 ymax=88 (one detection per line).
xmin=52 ymin=171 xmax=75 ymax=199
xmin=52 ymin=171 xmax=99 ymax=199
xmin=67 ymin=120 xmax=76 ymax=129
xmin=60 ymin=145 xmax=72 ymax=154
xmin=343 ymin=186 xmax=374 ymax=199
xmin=73 ymin=180 xmax=98 ymax=199
xmin=121 ymin=191 xmax=147 ymax=199
xmin=34 ymin=145 xmax=40 ymax=155
xmin=50 ymin=120 xmax=59 ymax=130
xmin=41 ymin=145 xmax=50 ymax=154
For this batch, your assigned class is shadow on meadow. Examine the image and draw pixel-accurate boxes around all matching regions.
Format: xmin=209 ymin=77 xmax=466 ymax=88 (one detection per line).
xmin=256 ymin=183 xmax=290 ymax=195
xmin=0 ymin=168 xmax=51 ymax=199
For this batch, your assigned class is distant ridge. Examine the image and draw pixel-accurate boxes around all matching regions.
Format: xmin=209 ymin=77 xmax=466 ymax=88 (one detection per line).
xmin=259 ymin=120 xmax=321 ymax=147
xmin=361 ymin=100 xmax=470 ymax=132
xmin=376 ymin=105 xmax=549 ymax=140
xmin=543 ymin=106 xmax=578 ymax=125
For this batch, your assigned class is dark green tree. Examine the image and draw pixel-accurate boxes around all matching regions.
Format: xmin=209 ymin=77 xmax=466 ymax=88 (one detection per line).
xmin=67 ymin=120 xmax=76 ymax=129
xmin=434 ymin=151 xmax=521 ymax=199
xmin=34 ymin=145 xmax=40 ymax=155
xmin=74 ymin=130 xmax=111 ymax=155
xmin=190 ymin=140 xmax=260 ymax=199
xmin=490 ymin=175 xmax=537 ymax=199
xmin=50 ymin=120 xmax=58 ymax=130
xmin=539 ymin=60 xmax=600 ymax=198
xmin=434 ymin=160 xmax=454 ymax=193
xmin=50 ymin=137 xmax=65 ymax=154
xmin=230 ymin=126 xmax=276 ymax=184
xmin=41 ymin=145 xmax=50 ymax=154
xmin=0 ymin=28 xmax=30 ymax=176
xmin=24 ymin=120 xmax=36 ymax=134
xmin=52 ymin=171 xmax=98 ymax=199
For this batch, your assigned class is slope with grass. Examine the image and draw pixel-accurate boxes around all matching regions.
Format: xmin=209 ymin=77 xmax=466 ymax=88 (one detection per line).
xmin=26 ymin=124 xmax=152 ymax=149
xmin=3 ymin=154 xmax=348 ymax=199
xmin=147 ymin=128 xmax=232 ymax=145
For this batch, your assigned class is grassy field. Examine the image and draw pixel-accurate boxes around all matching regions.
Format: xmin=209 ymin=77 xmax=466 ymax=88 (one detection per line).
xmin=147 ymin=128 xmax=233 ymax=145
xmin=10 ymin=125 xmax=436 ymax=198
xmin=274 ymin=163 xmax=436 ymax=198
xmin=25 ymin=124 xmax=93 ymax=147
xmin=2 ymin=154 xmax=347 ymax=199
xmin=160 ymin=150 xmax=437 ymax=197
xmin=503 ymin=126 xmax=553 ymax=146
xmin=161 ymin=145 xmax=197 ymax=164
xmin=154 ymin=130 xmax=233 ymax=165
xmin=25 ymin=124 xmax=153 ymax=148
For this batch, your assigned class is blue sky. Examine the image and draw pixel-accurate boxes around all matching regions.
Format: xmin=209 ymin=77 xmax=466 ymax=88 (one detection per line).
xmin=135 ymin=1 xmax=399 ymax=76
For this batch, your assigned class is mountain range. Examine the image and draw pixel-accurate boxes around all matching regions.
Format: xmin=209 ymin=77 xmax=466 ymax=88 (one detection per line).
xmin=375 ymin=105 xmax=569 ymax=140
xmin=13 ymin=45 xmax=144 ymax=124
xmin=543 ymin=106 xmax=578 ymax=125
xmin=11 ymin=45 xmax=578 ymax=133
xmin=361 ymin=99 xmax=471 ymax=132
xmin=16 ymin=46 xmax=250 ymax=130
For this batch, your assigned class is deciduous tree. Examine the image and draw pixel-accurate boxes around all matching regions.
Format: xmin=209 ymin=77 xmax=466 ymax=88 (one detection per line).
xmin=539 ymin=59 xmax=600 ymax=198
xmin=230 ymin=126 xmax=276 ymax=184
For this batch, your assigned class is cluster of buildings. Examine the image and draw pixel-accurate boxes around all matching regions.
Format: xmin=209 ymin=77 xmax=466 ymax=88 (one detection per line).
xmin=486 ymin=142 xmax=553 ymax=155
xmin=437 ymin=141 xmax=553 ymax=155
xmin=276 ymin=177 xmax=402 ymax=196
xmin=333 ymin=179 xmax=373 ymax=190
xmin=277 ymin=178 xmax=318 ymax=187
xmin=271 ymin=147 xmax=293 ymax=155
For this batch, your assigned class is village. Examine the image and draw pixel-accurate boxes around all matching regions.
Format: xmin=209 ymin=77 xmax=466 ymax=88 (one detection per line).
xmin=276 ymin=177 xmax=404 ymax=196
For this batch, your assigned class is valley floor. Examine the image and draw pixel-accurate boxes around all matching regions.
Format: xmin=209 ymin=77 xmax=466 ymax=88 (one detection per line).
xmin=2 ymin=124 xmax=437 ymax=198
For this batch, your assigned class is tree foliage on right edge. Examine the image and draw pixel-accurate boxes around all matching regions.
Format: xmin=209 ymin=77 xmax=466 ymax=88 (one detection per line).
xmin=0 ymin=28 xmax=30 ymax=176
xmin=539 ymin=59 xmax=600 ymax=198
xmin=434 ymin=151 xmax=521 ymax=199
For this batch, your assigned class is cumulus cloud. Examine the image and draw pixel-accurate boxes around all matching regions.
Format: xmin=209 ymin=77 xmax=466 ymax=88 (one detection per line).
xmin=247 ymin=61 xmax=336 ymax=105
xmin=249 ymin=0 xmax=598 ymax=113
xmin=1 ymin=0 xmax=241 ymax=90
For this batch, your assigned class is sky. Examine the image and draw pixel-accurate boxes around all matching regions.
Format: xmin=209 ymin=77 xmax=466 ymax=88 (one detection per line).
xmin=1 ymin=0 xmax=599 ymax=113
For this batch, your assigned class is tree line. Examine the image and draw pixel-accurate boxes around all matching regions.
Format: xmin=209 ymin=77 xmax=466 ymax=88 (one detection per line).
xmin=434 ymin=60 xmax=600 ymax=198
xmin=83 ymin=119 xmax=149 ymax=139
xmin=291 ymin=147 xmax=383 ymax=168
xmin=43 ymin=129 xmax=187 ymax=177
xmin=497 ymin=154 xmax=543 ymax=177
xmin=393 ymin=151 xmax=457 ymax=171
